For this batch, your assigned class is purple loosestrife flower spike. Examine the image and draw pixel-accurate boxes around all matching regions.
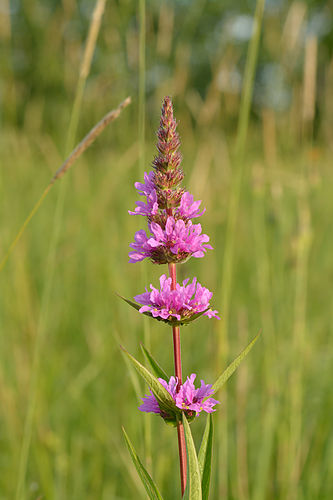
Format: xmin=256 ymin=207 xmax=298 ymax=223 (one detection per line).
xmin=139 ymin=374 xmax=220 ymax=418
xmin=128 ymin=96 xmax=212 ymax=265
xmin=125 ymin=97 xmax=223 ymax=497
xmin=134 ymin=273 xmax=220 ymax=321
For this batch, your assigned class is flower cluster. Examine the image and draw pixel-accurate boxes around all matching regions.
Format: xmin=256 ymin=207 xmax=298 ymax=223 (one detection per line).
xmin=128 ymin=96 xmax=211 ymax=264
xmin=129 ymin=217 xmax=212 ymax=264
xmin=139 ymin=374 xmax=220 ymax=418
xmin=134 ymin=274 xmax=220 ymax=321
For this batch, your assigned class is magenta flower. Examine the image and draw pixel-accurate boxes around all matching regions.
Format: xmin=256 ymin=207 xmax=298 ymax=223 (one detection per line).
xmin=129 ymin=216 xmax=212 ymax=264
xmin=134 ymin=171 xmax=156 ymax=197
xmin=177 ymin=191 xmax=205 ymax=219
xmin=128 ymin=192 xmax=159 ymax=217
xmin=139 ymin=374 xmax=220 ymax=417
xmin=134 ymin=273 xmax=220 ymax=321
xmin=128 ymin=229 xmax=153 ymax=263
xmin=128 ymin=172 xmax=159 ymax=216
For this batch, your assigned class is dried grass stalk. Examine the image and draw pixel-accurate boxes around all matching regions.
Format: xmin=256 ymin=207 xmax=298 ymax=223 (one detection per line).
xmin=0 ymin=97 xmax=131 ymax=272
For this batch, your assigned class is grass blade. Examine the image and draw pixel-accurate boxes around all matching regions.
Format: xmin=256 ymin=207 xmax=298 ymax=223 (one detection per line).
xmin=182 ymin=413 xmax=202 ymax=500
xmin=198 ymin=414 xmax=213 ymax=500
xmin=140 ymin=344 xmax=169 ymax=380
xmin=211 ymin=333 xmax=260 ymax=396
xmin=122 ymin=427 xmax=164 ymax=500
xmin=217 ymin=0 xmax=266 ymax=493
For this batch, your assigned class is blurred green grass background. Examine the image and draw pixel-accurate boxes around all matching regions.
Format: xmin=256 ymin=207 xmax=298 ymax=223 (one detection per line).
xmin=1 ymin=0 xmax=333 ymax=498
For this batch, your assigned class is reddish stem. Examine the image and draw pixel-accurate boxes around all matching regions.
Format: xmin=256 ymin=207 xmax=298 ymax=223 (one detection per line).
xmin=168 ymin=262 xmax=187 ymax=495
xmin=176 ymin=423 xmax=187 ymax=496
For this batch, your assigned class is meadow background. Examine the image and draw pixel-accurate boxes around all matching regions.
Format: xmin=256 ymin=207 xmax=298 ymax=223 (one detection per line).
xmin=0 ymin=0 xmax=333 ymax=498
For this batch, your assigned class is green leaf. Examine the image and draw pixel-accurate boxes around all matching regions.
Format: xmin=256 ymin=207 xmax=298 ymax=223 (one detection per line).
xmin=140 ymin=344 xmax=169 ymax=380
xmin=118 ymin=295 xmax=210 ymax=326
xmin=198 ymin=414 xmax=213 ymax=500
xmin=182 ymin=414 xmax=202 ymax=500
xmin=178 ymin=309 xmax=210 ymax=327
xmin=210 ymin=333 xmax=260 ymax=396
xmin=120 ymin=346 xmax=180 ymax=417
xmin=122 ymin=427 xmax=164 ymax=500
xmin=118 ymin=295 xmax=143 ymax=313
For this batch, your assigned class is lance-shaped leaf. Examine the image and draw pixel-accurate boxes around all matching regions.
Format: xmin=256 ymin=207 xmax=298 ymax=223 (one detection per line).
xmin=120 ymin=345 xmax=180 ymax=416
xmin=122 ymin=427 xmax=164 ymax=500
xmin=118 ymin=295 xmax=209 ymax=327
xmin=182 ymin=414 xmax=202 ymax=500
xmin=140 ymin=344 xmax=169 ymax=380
xmin=210 ymin=333 xmax=260 ymax=396
xmin=198 ymin=414 xmax=213 ymax=500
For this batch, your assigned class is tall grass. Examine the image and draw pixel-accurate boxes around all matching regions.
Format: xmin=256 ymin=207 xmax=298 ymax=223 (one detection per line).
xmin=138 ymin=0 xmax=153 ymax=474
xmin=15 ymin=1 xmax=107 ymax=497
xmin=216 ymin=0 xmax=265 ymax=497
